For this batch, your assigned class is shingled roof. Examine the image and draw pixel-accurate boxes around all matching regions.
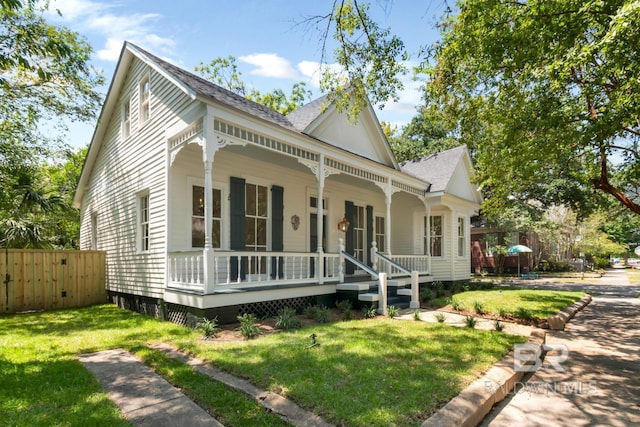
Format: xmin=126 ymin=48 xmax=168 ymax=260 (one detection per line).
xmin=399 ymin=145 xmax=468 ymax=193
xmin=129 ymin=42 xmax=299 ymax=133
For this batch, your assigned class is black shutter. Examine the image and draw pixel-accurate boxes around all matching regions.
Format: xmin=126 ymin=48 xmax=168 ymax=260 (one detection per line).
xmin=271 ymin=185 xmax=284 ymax=278
xmin=230 ymin=177 xmax=246 ymax=280
xmin=366 ymin=205 xmax=373 ymax=267
xmin=345 ymin=200 xmax=355 ymax=274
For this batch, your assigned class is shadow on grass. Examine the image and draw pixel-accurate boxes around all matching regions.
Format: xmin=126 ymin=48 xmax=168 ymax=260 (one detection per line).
xmin=197 ymin=319 xmax=524 ymax=426
xmin=0 ymin=355 xmax=130 ymax=426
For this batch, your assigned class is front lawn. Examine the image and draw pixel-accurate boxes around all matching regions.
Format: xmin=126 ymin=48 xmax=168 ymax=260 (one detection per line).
xmin=439 ymin=289 xmax=586 ymax=320
xmin=0 ymin=304 xmax=526 ymax=426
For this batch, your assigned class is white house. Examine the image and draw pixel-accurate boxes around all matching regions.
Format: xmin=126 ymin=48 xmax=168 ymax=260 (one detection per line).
xmin=73 ymin=42 xmax=482 ymax=324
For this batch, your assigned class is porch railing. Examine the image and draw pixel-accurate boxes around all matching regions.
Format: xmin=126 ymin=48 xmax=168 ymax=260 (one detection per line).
xmin=168 ymin=250 xmax=341 ymax=293
xmin=370 ymin=242 xmax=430 ymax=277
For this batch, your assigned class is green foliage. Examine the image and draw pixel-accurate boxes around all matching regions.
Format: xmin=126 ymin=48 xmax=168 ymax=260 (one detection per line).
xmin=497 ymin=307 xmax=509 ymax=318
xmin=494 ymin=320 xmax=504 ymax=332
xmin=274 ymin=307 xmax=302 ymax=330
xmin=1 ymin=1 xmax=101 ymax=248
xmin=386 ymin=305 xmax=400 ymax=318
xmin=236 ymin=313 xmax=262 ymax=339
xmin=195 ymin=56 xmax=312 ymax=115
xmin=335 ymin=299 xmax=353 ymax=320
xmin=465 ymin=315 xmax=477 ymax=329
xmin=317 ymin=0 xmax=408 ymax=121
xmin=361 ymin=305 xmax=377 ymax=319
xmin=473 ymin=301 xmax=485 ymax=315
xmin=197 ymin=316 xmax=219 ymax=338
xmin=434 ymin=312 xmax=447 ymax=323
xmin=424 ymin=0 xmax=640 ymax=216
xmin=412 ymin=309 xmax=421 ymax=321
xmin=451 ymin=298 xmax=462 ymax=312
xmin=513 ymin=307 xmax=534 ymax=321
xmin=420 ymin=288 xmax=433 ymax=303
xmin=304 ymin=305 xmax=332 ymax=323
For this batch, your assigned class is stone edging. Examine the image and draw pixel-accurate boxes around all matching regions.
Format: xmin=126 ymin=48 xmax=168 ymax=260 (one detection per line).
xmin=547 ymin=295 xmax=592 ymax=330
xmin=149 ymin=343 xmax=334 ymax=427
xmin=421 ymin=329 xmax=546 ymax=427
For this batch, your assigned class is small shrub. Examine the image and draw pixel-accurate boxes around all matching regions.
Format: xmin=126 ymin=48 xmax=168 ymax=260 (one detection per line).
xmin=237 ymin=313 xmax=261 ymax=339
xmin=451 ymin=298 xmax=462 ymax=311
xmin=434 ymin=312 xmax=447 ymax=323
xmin=514 ymin=307 xmax=534 ymax=321
xmin=197 ymin=316 xmax=219 ymax=338
xmin=465 ymin=315 xmax=477 ymax=329
xmin=494 ymin=320 xmax=504 ymax=332
xmin=313 ymin=305 xmax=332 ymax=323
xmin=420 ymin=288 xmax=433 ymax=303
xmin=303 ymin=305 xmax=317 ymax=319
xmin=412 ymin=309 xmax=421 ymax=321
xmin=361 ymin=305 xmax=377 ymax=319
xmin=432 ymin=281 xmax=445 ymax=297
xmin=387 ymin=305 xmax=400 ymax=318
xmin=336 ymin=299 xmax=353 ymax=320
xmin=497 ymin=307 xmax=509 ymax=318
xmin=275 ymin=306 xmax=302 ymax=330
xmin=473 ymin=300 xmax=485 ymax=315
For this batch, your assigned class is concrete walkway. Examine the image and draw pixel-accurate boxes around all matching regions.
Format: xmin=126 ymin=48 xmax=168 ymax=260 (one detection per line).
xmin=480 ymin=268 xmax=640 ymax=426
xmin=79 ymin=348 xmax=223 ymax=426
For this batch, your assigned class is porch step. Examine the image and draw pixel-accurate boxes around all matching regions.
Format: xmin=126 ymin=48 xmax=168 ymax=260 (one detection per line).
xmin=336 ymin=282 xmax=372 ymax=292
xmin=387 ymin=279 xmax=407 ymax=287
xmin=396 ymin=288 xmax=412 ymax=296
xmin=358 ymin=293 xmax=379 ymax=302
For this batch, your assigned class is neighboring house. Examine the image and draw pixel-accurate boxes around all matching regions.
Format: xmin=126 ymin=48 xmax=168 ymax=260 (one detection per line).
xmin=73 ymin=42 xmax=482 ymax=324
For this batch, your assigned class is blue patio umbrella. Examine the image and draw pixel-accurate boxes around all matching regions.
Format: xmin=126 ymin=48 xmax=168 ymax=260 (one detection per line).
xmin=507 ymin=245 xmax=532 ymax=277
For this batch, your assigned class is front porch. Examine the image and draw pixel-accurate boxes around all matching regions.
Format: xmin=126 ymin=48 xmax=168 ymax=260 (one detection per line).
xmin=166 ymin=240 xmax=432 ymax=313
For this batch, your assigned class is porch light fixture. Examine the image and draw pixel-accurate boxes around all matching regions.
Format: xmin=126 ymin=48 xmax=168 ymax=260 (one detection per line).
xmin=337 ymin=215 xmax=350 ymax=232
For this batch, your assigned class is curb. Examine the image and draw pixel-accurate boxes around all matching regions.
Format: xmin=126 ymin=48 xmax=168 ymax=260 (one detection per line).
xmin=547 ymin=295 xmax=592 ymax=330
xmin=421 ymin=329 xmax=546 ymax=427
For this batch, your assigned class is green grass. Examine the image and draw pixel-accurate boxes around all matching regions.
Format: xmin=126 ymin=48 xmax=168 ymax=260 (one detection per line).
xmin=192 ymin=318 xmax=525 ymax=426
xmin=436 ymin=289 xmax=585 ymax=319
xmin=0 ymin=304 xmax=527 ymax=427
xmin=625 ymin=268 xmax=640 ymax=285
xmin=0 ymin=305 xmax=284 ymax=426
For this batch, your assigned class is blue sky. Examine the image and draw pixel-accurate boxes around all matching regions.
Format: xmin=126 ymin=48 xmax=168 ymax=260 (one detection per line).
xmin=48 ymin=0 xmax=448 ymax=148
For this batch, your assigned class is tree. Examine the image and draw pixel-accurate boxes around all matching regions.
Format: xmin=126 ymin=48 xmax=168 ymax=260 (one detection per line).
xmin=422 ymin=0 xmax=640 ymax=217
xmin=310 ymin=1 xmax=640 ymax=218
xmin=1 ymin=0 xmax=103 ymax=247
xmin=195 ymin=56 xmax=312 ymax=115
xmin=309 ymin=0 xmax=409 ymax=121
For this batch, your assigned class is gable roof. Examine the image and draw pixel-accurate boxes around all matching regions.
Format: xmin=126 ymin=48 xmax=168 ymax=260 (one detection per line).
xmin=129 ymin=43 xmax=298 ymax=132
xmin=400 ymin=145 xmax=482 ymax=206
xmin=74 ymin=42 xmax=410 ymax=207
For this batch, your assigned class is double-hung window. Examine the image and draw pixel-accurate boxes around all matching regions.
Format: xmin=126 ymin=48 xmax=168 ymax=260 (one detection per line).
xmin=425 ymin=215 xmax=443 ymax=257
xmin=138 ymin=192 xmax=150 ymax=252
xmin=245 ymin=183 xmax=268 ymax=274
xmin=375 ymin=216 xmax=385 ymax=253
xmin=458 ymin=217 xmax=466 ymax=257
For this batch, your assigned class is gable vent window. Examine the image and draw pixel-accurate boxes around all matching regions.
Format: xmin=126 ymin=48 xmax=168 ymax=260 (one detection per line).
xmin=122 ymin=97 xmax=131 ymax=139
xmin=139 ymin=75 xmax=151 ymax=124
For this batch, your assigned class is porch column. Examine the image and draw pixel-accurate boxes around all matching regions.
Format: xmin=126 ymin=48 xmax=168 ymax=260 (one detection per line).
xmin=202 ymin=114 xmax=217 ymax=294
xmin=317 ymin=154 xmax=325 ymax=284
xmin=385 ymin=180 xmax=392 ymax=255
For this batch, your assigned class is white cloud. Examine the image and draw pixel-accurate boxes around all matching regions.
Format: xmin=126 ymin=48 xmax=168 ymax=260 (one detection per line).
xmin=49 ymin=0 xmax=176 ymax=62
xmin=239 ymin=53 xmax=299 ymax=79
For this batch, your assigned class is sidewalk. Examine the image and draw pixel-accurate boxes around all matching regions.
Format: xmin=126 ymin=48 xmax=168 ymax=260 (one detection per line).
xmin=480 ymin=269 xmax=640 ymax=426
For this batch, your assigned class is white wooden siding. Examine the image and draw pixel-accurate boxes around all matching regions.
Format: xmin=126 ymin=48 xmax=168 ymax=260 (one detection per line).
xmin=79 ymin=57 xmax=196 ymax=298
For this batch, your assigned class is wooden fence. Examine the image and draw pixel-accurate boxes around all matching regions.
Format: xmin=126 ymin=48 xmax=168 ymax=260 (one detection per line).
xmin=0 ymin=249 xmax=106 ymax=314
